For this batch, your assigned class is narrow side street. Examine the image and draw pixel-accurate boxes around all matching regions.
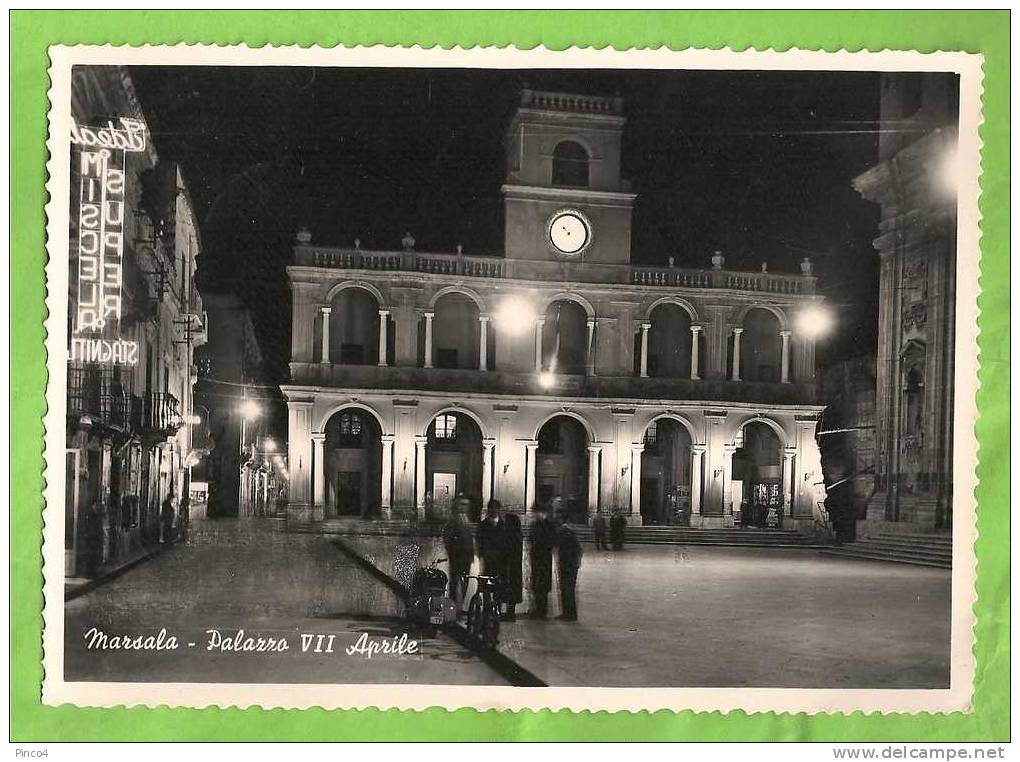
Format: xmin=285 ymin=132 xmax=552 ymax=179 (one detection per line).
xmin=64 ymin=511 xmax=507 ymax=685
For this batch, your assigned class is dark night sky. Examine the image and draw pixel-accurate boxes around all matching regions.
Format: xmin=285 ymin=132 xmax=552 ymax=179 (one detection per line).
xmin=130 ymin=66 xmax=884 ymax=384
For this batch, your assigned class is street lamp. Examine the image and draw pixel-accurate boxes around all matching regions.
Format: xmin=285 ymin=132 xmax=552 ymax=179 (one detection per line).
xmin=263 ymin=437 xmax=277 ymax=453
xmin=538 ymin=370 xmax=556 ymax=389
xmin=494 ymin=295 xmax=537 ymax=337
xmin=239 ymin=399 xmax=262 ymax=420
xmin=795 ymin=305 xmax=835 ymax=339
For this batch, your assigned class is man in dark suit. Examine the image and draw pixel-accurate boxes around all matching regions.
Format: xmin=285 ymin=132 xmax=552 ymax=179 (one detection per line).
xmin=556 ymin=511 xmax=584 ymax=621
xmin=528 ymin=503 xmax=559 ymax=619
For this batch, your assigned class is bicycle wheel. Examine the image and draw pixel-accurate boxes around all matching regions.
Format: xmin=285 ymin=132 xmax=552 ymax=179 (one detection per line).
xmin=481 ymin=598 xmax=500 ymax=648
xmin=466 ymin=594 xmax=483 ymax=637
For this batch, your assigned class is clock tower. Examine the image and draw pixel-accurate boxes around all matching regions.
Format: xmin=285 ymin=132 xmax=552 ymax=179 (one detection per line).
xmin=502 ymin=89 xmax=637 ymax=264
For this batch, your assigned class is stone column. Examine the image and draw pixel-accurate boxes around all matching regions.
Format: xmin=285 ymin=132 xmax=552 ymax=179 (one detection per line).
xmin=479 ymin=315 xmax=490 ymax=371
xmin=392 ymin=404 xmax=417 ymax=508
xmin=534 ymin=318 xmax=545 ymax=371
xmin=414 ymin=435 xmax=428 ymax=520
xmin=639 ymin=322 xmax=651 ymax=377
xmin=689 ymin=324 xmax=702 ymax=380
xmin=380 ymin=435 xmax=395 ymax=519
xmin=587 ymin=444 xmax=602 ymax=519
xmin=423 ymin=311 xmax=435 ymax=368
xmin=690 ymin=445 xmax=705 ymax=515
xmin=525 ymin=440 xmax=539 ymax=511
xmin=630 ymin=443 xmax=644 ymax=519
xmin=377 ymin=310 xmax=390 ymax=367
xmin=286 ymin=400 xmax=313 ymax=518
xmin=780 ymin=330 xmax=792 ymax=383
xmin=722 ymin=444 xmax=736 ymax=520
xmin=481 ymin=438 xmax=495 ymax=507
xmin=782 ymin=447 xmax=796 ymax=518
xmin=311 ymin=433 xmax=326 ymax=520
xmin=319 ymin=306 xmax=331 ymax=364
xmin=585 ymin=318 xmax=596 ymax=376
xmin=731 ymin=328 xmax=744 ymax=381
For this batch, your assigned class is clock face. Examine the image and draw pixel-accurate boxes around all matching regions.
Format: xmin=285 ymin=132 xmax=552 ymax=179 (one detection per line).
xmin=547 ymin=211 xmax=591 ymax=255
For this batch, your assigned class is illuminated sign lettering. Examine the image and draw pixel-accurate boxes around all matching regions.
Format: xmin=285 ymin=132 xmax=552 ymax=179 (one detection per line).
xmin=71 ymin=118 xmax=148 ymax=366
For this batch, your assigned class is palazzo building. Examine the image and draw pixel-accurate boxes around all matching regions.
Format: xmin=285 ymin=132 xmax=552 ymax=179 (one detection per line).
xmin=282 ymin=90 xmax=829 ymax=532
xmin=853 ymin=74 xmax=959 ymax=533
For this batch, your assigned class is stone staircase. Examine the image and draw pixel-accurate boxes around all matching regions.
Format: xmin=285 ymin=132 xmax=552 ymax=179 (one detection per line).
xmin=570 ymin=525 xmax=825 ymax=548
xmin=821 ymin=532 xmax=952 ymax=569
xmin=290 ymin=518 xmax=825 ymax=548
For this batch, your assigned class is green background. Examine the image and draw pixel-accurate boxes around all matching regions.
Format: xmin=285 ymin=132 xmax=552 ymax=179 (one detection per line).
xmin=10 ymin=10 xmax=1010 ymax=742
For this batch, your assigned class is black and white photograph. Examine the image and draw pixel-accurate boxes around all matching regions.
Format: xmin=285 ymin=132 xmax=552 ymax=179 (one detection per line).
xmin=43 ymin=45 xmax=982 ymax=713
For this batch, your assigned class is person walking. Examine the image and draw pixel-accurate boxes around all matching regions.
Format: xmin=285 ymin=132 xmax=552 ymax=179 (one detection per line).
xmin=441 ymin=499 xmax=475 ymax=615
xmin=160 ymin=493 xmax=176 ymax=545
xmin=178 ymin=494 xmax=191 ymax=542
xmin=501 ymin=510 xmax=524 ymax=621
xmin=609 ymin=510 xmax=626 ymax=551
xmin=528 ymin=502 xmax=559 ymax=619
xmin=556 ymin=510 xmax=583 ymax=621
xmin=592 ymin=509 xmax=608 ymax=550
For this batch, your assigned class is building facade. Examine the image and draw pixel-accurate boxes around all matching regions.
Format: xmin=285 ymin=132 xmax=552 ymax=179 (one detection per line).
xmin=65 ymin=66 xmax=206 ymax=577
xmin=853 ymin=74 xmax=959 ymax=534
xmin=283 ymin=90 xmax=828 ymax=533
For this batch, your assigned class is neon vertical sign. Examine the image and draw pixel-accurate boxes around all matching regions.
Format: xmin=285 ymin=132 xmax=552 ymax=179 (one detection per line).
xmin=70 ymin=118 xmax=147 ymax=366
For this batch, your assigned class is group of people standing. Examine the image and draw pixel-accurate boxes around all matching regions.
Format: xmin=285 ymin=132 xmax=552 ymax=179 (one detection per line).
xmin=591 ymin=509 xmax=628 ymax=551
xmin=440 ymin=495 xmax=585 ymax=623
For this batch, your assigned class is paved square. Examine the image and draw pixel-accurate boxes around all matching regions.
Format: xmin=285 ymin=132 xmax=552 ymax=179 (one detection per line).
xmin=500 ymin=544 xmax=951 ymax=688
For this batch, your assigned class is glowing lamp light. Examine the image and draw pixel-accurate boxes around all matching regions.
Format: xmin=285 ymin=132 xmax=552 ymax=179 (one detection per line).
xmin=184 ymin=413 xmax=202 ymax=426
xmin=937 ymin=144 xmax=961 ymax=197
xmin=538 ymin=371 xmax=556 ymax=389
xmin=239 ymin=400 xmax=262 ymax=420
xmin=796 ymin=305 xmax=835 ymax=339
xmin=263 ymin=437 xmax=277 ymax=453
xmin=494 ymin=295 xmax=537 ymax=336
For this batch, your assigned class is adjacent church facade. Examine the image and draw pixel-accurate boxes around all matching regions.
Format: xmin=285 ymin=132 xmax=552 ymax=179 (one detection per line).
xmin=282 ymin=90 xmax=828 ymax=532
xmin=853 ymin=74 xmax=959 ymax=534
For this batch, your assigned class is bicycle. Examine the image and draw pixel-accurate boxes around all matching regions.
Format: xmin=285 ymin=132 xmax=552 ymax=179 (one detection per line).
xmin=463 ymin=574 xmax=502 ymax=648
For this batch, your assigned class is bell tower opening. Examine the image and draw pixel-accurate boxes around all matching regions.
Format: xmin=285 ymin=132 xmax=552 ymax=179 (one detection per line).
xmin=502 ymin=89 xmax=637 ymax=265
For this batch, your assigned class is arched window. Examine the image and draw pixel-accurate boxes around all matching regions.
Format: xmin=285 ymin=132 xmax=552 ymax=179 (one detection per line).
xmin=337 ymin=411 xmax=364 ymax=447
xmin=552 ymin=141 xmax=589 ymax=188
xmin=433 ymin=414 xmax=458 ymax=441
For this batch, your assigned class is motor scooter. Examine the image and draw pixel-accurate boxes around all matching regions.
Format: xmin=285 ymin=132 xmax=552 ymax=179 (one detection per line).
xmin=407 ymin=556 xmax=457 ymax=634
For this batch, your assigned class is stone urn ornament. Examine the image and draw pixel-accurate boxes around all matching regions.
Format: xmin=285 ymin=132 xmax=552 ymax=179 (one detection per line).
xmin=401 ymin=231 xmax=416 ymax=251
xmin=711 ymin=250 xmax=725 ymax=270
xmin=295 ymin=226 xmax=312 ymax=244
xmin=800 ymin=257 xmax=814 ymax=276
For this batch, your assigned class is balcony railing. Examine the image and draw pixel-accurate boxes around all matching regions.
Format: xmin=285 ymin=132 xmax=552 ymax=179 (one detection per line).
xmin=290 ymin=362 xmax=818 ymax=406
xmin=67 ymin=362 xmax=135 ymax=430
xmin=141 ymin=392 xmax=181 ymax=433
xmin=295 ymin=245 xmax=816 ymax=296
